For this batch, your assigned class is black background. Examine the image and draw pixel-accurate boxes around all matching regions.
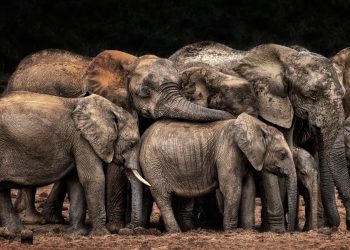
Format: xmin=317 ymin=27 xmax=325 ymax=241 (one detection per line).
xmin=1 ymin=0 xmax=350 ymax=74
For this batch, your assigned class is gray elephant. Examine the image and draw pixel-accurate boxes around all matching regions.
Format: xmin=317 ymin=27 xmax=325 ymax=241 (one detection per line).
xmin=0 ymin=91 xmax=143 ymax=235
xmin=178 ymin=64 xmax=320 ymax=231
xmin=133 ymin=113 xmax=297 ymax=232
xmin=169 ymin=41 xmax=349 ymax=230
xmin=292 ymin=147 xmax=319 ymax=231
xmin=6 ymin=49 xmax=232 ymax=232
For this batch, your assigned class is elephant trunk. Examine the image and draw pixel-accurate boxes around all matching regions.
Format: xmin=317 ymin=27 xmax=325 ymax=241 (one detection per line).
xmin=286 ymin=169 xmax=298 ymax=231
xmin=304 ymin=179 xmax=318 ymax=231
xmin=130 ymin=175 xmax=143 ymax=227
xmin=156 ymin=84 xmax=233 ymax=121
xmin=125 ymin=144 xmax=145 ymax=227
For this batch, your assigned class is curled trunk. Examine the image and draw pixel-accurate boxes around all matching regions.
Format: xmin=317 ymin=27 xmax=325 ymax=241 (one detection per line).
xmin=156 ymin=84 xmax=233 ymax=121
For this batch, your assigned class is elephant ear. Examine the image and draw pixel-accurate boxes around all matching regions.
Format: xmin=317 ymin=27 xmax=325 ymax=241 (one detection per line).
xmin=233 ymin=44 xmax=294 ymax=128
xmin=83 ymin=50 xmax=137 ymax=109
xmin=72 ymin=94 xmax=123 ymax=163
xmin=331 ymin=48 xmax=350 ymax=90
xmin=233 ymin=113 xmax=272 ymax=171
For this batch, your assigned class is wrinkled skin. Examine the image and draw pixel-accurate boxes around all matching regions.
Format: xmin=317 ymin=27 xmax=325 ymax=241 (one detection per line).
xmin=135 ymin=113 xmax=297 ymax=232
xmin=179 ymin=63 xmax=257 ymax=117
xmin=0 ymin=92 xmax=139 ymax=235
xmin=7 ymin=49 xmax=232 ymax=231
xmin=170 ymin=42 xmax=350 ymax=230
xmin=292 ymin=147 xmax=319 ymax=231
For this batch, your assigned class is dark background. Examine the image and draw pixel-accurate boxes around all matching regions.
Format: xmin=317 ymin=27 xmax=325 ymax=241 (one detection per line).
xmin=1 ymin=0 xmax=350 ymax=75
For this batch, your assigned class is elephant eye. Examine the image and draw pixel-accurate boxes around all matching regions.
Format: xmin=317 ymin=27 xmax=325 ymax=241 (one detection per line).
xmin=128 ymin=140 xmax=137 ymax=149
xmin=307 ymin=89 xmax=318 ymax=100
xmin=279 ymin=150 xmax=287 ymax=160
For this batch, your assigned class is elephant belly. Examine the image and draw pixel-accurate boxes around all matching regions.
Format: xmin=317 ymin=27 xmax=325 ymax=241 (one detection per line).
xmin=173 ymin=180 xmax=219 ymax=198
xmin=0 ymin=148 xmax=75 ymax=188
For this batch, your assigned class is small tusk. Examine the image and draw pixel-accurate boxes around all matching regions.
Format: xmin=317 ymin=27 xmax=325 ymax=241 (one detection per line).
xmin=132 ymin=169 xmax=151 ymax=187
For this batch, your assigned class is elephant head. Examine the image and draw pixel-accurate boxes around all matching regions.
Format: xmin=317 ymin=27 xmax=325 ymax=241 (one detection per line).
xmin=233 ymin=44 xmax=349 ymax=226
xmin=233 ymin=113 xmax=297 ymax=231
xmin=179 ymin=64 xmax=258 ymax=116
xmin=292 ymin=147 xmax=318 ymax=231
xmin=72 ymin=94 xmax=140 ymax=166
xmin=331 ymin=47 xmax=350 ymax=117
xmin=83 ymin=51 xmax=232 ymax=121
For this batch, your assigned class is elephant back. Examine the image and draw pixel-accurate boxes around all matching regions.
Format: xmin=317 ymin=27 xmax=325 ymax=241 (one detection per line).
xmin=7 ymin=49 xmax=91 ymax=97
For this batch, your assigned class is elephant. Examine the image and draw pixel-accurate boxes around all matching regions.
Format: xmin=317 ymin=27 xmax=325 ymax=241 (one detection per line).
xmin=169 ymin=41 xmax=350 ymax=230
xmin=179 ymin=63 xmax=257 ymax=117
xmin=133 ymin=113 xmax=297 ymax=232
xmin=177 ymin=64 xmax=321 ymax=231
xmin=6 ymin=49 xmax=232 ymax=232
xmin=292 ymin=147 xmax=319 ymax=231
xmin=0 ymin=91 xmax=143 ymax=235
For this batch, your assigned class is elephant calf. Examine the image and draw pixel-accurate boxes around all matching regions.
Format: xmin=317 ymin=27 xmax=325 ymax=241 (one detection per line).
xmin=135 ymin=113 xmax=298 ymax=232
xmin=0 ymin=91 xmax=142 ymax=235
xmin=292 ymin=147 xmax=318 ymax=231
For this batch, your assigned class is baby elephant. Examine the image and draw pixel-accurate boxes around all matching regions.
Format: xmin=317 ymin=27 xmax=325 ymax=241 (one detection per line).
xmin=0 ymin=91 xmax=142 ymax=235
xmin=138 ymin=113 xmax=298 ymax=232
xmin=292 ymin=147 xmax=318 ymax=231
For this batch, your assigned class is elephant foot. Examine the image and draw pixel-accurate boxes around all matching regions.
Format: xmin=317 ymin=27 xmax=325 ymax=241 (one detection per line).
xmin=118 ymin=227 xmax=134 ymax=235
xmin=1 ymin=221 xmax=25 ymax=236
xmin=89 ymin=227 xmax=110 ymax=236
xmin=179 ymin=218 xmax=195 ymax=231
xmin=67 ymin=224 xmax=89 ymax=236
xmin=41 ymin=207 xmax=66 ymax=224
xmin=18 ymin=209 xmax=44 ymax=225
xmin=0 ymin=227 xmax=17 ymax=239
xmin=106 ymin=220 xmax=125 ymax=234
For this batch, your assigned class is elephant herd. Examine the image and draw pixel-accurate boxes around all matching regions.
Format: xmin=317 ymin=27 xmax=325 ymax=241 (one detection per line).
xmin=1 ymin=41 xmax=350 ymax=235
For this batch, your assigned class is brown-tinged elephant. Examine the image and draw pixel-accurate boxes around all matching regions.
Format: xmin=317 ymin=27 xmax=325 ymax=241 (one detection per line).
xmin=7 ymin=49 xmax=232 ymax=232
xmin=134 ymin=113 xmax=297 ymax=232
xmin=0 ymin=91 xmax=142 ymax=235
xmin=170 ymin=41 xmax=349 ymax=230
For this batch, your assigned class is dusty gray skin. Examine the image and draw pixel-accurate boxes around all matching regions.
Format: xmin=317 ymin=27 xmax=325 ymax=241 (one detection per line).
xmin=0 ymin=91 xmax=139 ymax=235
xmin=7 ymin=49 xmax=232 ymax=232
xmin=133 ymin=113 xmax=297 ymax=232
xmin=180 ymin=69 xmax=319 ymax=230
xmin=293 ymin=147 xmax=319 ymax=231
xmin=179 ymin=63 xmax=257 ymax=117
xmin=170 ymin=41 xmax=349 ymax=230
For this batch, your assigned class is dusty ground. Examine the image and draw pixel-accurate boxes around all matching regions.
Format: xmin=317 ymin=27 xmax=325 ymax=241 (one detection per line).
xmin=0 ymin=186 xmax=350 ymax=249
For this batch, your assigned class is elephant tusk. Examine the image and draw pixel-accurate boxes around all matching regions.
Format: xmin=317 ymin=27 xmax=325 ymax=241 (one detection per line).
xmin=132 ymin=169 xmax=151 ymax=187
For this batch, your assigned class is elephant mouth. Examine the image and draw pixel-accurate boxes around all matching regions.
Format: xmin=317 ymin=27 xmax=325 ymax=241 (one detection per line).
xmin=113 ymin=154 xmax=125 ymax=165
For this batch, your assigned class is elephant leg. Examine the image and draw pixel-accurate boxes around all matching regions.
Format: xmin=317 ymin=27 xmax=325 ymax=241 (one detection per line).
xmin=174 ymin=197 xmax=195 ymax=231
xmin=260 ymin=171 xmax=285 ymax=232
xmin=142 ymin=187 xmax=154 ymax=227
xmin=14 ymin=187 xmax=43 ymax=224
xmin=106 ymin=163 xmax=127 ymax=233
xmin=220 ymin=181 xmax=241 ymax=230
xmin=65 ymin=173 xmax=88 ymax=235
xmin=240 ymin=171 xmax=256 ymax=229
xmin=41 ymin=182 xmax=67 ymax=224
xmin=151 ymin=187 xmax=180 ymax=233
xmin=0 ymin=189 xmax=24 ymax=234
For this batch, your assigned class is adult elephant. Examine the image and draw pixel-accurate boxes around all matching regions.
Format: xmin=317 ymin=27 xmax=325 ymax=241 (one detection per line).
xmin=6 ymin=49 xmax=232 ymax=232
xmin=170 ymin=41 xmax=350 ymax=230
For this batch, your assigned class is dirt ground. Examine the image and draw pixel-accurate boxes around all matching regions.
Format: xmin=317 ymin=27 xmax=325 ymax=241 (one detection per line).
xmin=1 ymin=186 xmax=350 ymax=249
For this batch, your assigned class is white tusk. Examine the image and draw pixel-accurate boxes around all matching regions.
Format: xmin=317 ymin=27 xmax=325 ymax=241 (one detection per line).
xmin=132 ymin=169 xmax=151 ymax=187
